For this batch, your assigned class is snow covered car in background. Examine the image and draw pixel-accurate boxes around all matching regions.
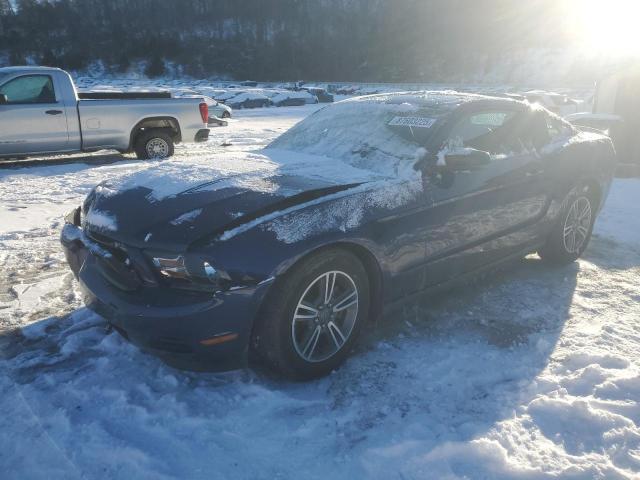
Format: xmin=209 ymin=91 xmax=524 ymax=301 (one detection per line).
xmin=211 ymin=89 xmax=240 ymax=103
xmin=225 ymin=91 xmax=272 ymax=109
xmin=523 ymin=90 xmax=581 ymax=116
xmin=271 ymin=90 xmax=318 ymax=107
xmin=170 ymin=89 xmax=232 ymax=119
xmin=60 ymin=92 xmax=616 ymax=379
xmin=301 ymin=87 xmax=334 ymax=103
xmin=203 ymin=96 xmax=232 ymax=119
xmin=333 ymin=84 xmax=360 ymax=95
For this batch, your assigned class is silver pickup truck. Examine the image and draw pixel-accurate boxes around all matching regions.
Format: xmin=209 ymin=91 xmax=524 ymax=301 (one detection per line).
xmin=0 ymin=66 xmax=210 ymax=160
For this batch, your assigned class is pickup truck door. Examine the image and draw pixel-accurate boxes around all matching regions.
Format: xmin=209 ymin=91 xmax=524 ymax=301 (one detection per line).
xmin=0 ymin=74 xmax=70 ymax=156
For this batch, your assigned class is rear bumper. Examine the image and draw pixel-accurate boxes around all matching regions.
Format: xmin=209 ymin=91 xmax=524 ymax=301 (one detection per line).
xmin=194 ymin=129 xmax=210 ymax=142
xmin=208 ymin=116 xmax=228 ymax=127
xmin=60 ymin=218 xmax=266 ymax=371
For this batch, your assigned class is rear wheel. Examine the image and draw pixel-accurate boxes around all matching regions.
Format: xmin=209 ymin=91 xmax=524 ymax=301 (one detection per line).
xmin=134 ymin=130 xmax=174 ymax=160
xmin=538 ymin=186 xmax=596 ymax=264
xmin=251 ymin=249 xmax=370 ymax=380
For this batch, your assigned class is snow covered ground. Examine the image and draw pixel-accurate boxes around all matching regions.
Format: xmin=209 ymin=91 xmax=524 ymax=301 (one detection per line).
xmin=0 ymin=104 xmax=639 ymax=479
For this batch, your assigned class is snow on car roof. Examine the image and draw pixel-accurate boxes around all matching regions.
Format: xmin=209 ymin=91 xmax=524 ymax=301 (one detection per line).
xmin=374 ymin=90 xmax=496 ymax=106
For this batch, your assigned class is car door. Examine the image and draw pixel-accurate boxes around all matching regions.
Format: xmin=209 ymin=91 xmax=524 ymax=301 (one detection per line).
xmin=421 ymin=104 xmax=550 ymax=286
xmin=0 ymin=74 xmax=70 ymax=156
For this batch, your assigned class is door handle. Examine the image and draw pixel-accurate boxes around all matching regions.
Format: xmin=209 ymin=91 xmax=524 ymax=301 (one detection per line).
xmin=45 ymin=110 xmax=63 ymax=115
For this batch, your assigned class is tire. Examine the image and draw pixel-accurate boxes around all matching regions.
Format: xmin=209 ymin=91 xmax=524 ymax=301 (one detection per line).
xmin=251 ymin=249 xmax=370 ymax=380
xmin=134 ymin=130 xmax=174 ymax=160
xmin=538 ymin=185 xmax=597 ymax=265
xmin=221 ymin=111 xmax=231 ymax=119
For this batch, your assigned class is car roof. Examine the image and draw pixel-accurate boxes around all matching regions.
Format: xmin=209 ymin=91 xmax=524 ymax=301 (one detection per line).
xmin=0 ymin=66 xmax=64 ymax=74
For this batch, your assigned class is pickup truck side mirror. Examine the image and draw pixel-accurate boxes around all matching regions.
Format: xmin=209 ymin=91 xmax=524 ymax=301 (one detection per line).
xmin=0 ymin=94 xmax=7 ymax=105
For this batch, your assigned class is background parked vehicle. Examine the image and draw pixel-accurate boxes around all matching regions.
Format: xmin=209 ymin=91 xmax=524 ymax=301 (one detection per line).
xmin=271 ymin=90 xmax=318 ymax=106
xmin=333 ymin=85 xmax=360 ymax=95
xmin=211 ymin=90 xmax=240 ymax=103
xmin=301 ymin=87 xmax=334 ymax=103
xmin=0 ymin=67 xmax=210 ymax=160
xmin=523 ymin=90 xmax=581 ymax=116
xmin=170 ymin=89 xmax=233 ymax=119
xmin=226 ymin=91 xmax=272 ymax=109
xmin=566 ymin=67 xmax=640 ymax=173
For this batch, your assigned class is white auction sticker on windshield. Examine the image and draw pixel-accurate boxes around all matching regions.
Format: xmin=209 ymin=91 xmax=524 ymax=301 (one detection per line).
xmin=388 ymin=116 xmax=436 ymax=128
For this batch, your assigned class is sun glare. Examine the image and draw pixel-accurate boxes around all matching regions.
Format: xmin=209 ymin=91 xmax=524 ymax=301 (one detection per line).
xmin=573 ymin=0 xmax=640 ymax=57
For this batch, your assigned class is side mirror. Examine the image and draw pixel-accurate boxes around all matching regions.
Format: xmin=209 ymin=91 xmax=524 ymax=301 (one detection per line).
xmin=0 ymin=94 xmax=7 ymax=105
xmin=443 ymin=148 xmax=491 ymax=171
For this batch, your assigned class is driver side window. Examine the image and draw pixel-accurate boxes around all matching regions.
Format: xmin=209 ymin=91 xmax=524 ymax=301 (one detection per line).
xmin=446 ymin=109 xmax=546 ymax=156
xmin=446 ymin=110 xmax=524 ymax=155
xmin=0 ymin=75 xmax=57 ymax=104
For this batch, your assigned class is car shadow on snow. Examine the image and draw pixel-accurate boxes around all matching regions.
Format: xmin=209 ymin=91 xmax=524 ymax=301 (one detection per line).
xmin=0 ymin=152 xmax=136 ymax=170
xmin=0 ymin=253 xmax=581 ymax=477
xmin=325 ymin=255 xmax=579 ymax=437
xmin=586 ymin=233 xmax=640 ymax=270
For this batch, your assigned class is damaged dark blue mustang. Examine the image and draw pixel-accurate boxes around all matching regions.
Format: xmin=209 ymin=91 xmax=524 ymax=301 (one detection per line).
xmin=61 ymin=92 xmax=616 ymax=379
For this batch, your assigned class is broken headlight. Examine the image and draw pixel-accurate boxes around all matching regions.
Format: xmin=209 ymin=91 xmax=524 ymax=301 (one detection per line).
xmin=149 ymin=254 xmax=231 ymax=291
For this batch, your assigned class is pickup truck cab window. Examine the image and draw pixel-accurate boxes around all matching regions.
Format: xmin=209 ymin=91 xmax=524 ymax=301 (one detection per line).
xmin=0 ymin=75 xmax=56 ymax=104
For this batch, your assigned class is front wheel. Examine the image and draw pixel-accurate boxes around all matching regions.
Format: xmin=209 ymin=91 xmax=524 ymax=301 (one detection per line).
xmin=221 ymin=111 xmax=231 ymax=118
xmin=251 ymin=250 xmax=370 ymax=380
xmin=134 ymin=130 xmax=174 ymax=160
xmin=538 ymin=187 xmax=596 ymax=264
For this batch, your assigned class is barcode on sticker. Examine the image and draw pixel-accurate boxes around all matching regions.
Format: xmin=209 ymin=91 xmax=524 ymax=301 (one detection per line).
xmin=388 ymin=116 xmax=436 ymax=128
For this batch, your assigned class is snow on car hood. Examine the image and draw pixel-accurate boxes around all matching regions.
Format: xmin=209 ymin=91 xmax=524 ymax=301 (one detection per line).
xmin=95 ymin=148 xmax=404 ymax=203
xmin=83 ymin=148 xmax=423 ymax=249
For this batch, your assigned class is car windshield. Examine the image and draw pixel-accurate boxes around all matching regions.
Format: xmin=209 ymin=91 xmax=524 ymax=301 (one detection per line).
xmin=268 ymin=95 xmax=457 ymax=169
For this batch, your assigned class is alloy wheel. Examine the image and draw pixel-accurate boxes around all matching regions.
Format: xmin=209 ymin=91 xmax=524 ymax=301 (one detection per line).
xmin=291 ymin=270 xmax=359 ymax=363
xmin=563 ymin=196 xmax=592 ymax=254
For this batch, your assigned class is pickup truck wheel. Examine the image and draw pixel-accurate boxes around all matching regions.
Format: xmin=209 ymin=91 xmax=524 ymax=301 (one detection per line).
xmin=135 ymin=130 xmax=174 ymax=160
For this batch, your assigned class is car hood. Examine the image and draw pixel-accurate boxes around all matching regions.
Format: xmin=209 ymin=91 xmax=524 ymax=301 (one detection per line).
xmin=83 ymin=149 xmax=385 ymax=250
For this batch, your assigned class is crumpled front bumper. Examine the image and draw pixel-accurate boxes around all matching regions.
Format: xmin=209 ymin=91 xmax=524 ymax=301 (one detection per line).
xmin=60 ymin=208 xmax=268 ymax=371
